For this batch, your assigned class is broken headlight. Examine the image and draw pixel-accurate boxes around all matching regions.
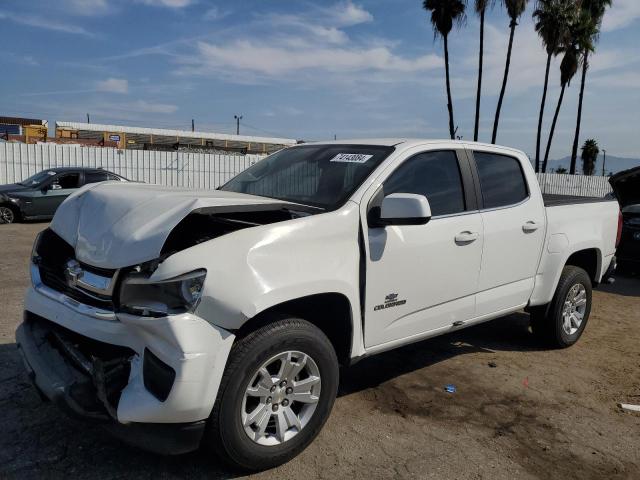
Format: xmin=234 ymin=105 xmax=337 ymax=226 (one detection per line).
xmin=118 ymin=269 xmax=206 ymax=317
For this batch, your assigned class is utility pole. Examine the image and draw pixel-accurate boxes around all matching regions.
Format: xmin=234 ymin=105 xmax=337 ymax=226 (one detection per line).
xmin=234 ymin=115 xmax=243 ymax=135
xmin=191 ymin=119 xmax=195 ymax=132
xmin=602 ymin=149 xmax=606 ymax=177
xmin=86 ymin=113 xmax=90 ymax=124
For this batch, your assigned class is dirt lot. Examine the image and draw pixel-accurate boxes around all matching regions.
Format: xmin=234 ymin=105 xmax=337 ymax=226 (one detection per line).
xmin=1 ymin=222 xmax=639 ymax=480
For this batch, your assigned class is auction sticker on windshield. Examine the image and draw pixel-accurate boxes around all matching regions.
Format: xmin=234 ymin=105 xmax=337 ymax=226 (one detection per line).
xmin=330 ymin=153 xmax=374 ymax=163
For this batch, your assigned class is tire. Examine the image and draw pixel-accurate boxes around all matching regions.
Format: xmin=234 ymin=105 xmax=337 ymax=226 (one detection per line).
xmin=530 ymin=266 xmax=592 ymax=348
xmin=204 ymin=316 xmax=339 ymax=471
xmin=0 ymin=205 xmax=18 ymax=224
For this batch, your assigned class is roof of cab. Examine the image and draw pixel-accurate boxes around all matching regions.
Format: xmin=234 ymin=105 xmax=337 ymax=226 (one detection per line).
xmin=300 ymin=138 xmax=527 ymax=155
xmin=45 ymin=167 xmax=115 ymax=173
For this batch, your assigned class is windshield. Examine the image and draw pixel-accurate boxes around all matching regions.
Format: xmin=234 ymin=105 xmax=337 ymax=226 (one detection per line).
xmin=220 ymin=144 xmax=395 ymax=210
xmin=18 ymin=170 xmax=56 ymax=187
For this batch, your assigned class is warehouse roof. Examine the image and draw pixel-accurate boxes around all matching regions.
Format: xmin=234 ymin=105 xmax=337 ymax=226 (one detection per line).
xmin=55 ymin=121 xmax=297 ymax=146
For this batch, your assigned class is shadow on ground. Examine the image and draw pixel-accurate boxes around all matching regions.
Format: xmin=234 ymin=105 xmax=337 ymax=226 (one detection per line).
xmin=598 ymin=273 xmax=640 ymax=298
xmin=0 ymin=311 xmax=543 ymax=479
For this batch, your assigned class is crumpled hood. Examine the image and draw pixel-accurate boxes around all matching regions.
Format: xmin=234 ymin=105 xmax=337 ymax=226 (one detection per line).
xmin=51 ymin=182 xmax=291 ymax=269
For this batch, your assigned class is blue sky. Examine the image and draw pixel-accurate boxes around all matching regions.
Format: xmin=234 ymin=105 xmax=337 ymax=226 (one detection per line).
xmin=1 ymin=0 xmax=639 ymax=159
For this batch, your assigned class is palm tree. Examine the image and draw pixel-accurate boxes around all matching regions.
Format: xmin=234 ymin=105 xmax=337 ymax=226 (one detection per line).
xmin=532 ymin=0 xmax=576 ymax=172
xmin=473 ymin=0 xmax=493 ymax=141
xmin=569 ymin=0 xmax=611 ymax=174
xmin=422 ymin=0 xmax=467 ymax=140
xmin=491 ymin=0 xmax=529 ymax=144
xmin=541 ymin=45 xmax=579 ymax=173
xmin=581 ymin=138 xmax=599 ymax=175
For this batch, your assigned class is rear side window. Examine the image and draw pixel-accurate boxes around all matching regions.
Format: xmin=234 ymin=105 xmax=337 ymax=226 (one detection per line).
xmin=85 ymin=172 xmax=110 ymax=184
xmin=383 ymin=150 xmax=466 ymax=216
xmin=474 ymin=152 xmax=528 ymax=209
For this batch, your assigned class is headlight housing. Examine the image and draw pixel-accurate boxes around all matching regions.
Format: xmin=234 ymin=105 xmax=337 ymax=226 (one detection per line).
xmin=118 ymin=269 xmax=206 ymax=317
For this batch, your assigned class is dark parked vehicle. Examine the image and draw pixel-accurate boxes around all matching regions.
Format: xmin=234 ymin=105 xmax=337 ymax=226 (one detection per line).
xmin=0 ymin=167 xmax=128 ymax=224
xmin=609 ymin=166 xmax=640 ymax=272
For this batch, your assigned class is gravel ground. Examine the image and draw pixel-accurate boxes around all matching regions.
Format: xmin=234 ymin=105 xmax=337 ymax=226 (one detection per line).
xmin=1 ymin=222 xmax=639 ymax=480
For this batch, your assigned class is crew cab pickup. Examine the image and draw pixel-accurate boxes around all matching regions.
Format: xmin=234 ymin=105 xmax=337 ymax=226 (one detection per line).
xmin=16 ymin=140 xmax=621 ymax=471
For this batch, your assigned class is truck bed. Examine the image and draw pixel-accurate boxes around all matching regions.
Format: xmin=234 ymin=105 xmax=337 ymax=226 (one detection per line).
xmin=543 ymin=194 xmax=612 ymax=207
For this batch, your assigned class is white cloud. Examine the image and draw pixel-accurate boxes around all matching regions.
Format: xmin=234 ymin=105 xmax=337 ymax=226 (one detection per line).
xmin=329 ymin=1 xmax=374 ymax=26
xmin=174 ymin=2 xmax=435 ymax=83
xmin=96 ymin=78 xmax=129 ymax=94
xmin=137 ymin=0 xmax=193 ymax=7
xmin=454 ymin=21 xmax=552 ymax=99
xmin=262 ymin=14 xmax=349 ymax=45
xmin=0 ymin=11 xmax=91 ymax=35
xmin=591 ymin=72 xmax=640 ymax=88
xmin=131 ymin=100 xmax=178 ymax=113
xmin=191 ymin=39 xmax=440 ymax=77
xmin=602 ymin=0 xmax=640 ymax=32
xmin=203 ymin=6 xmax=230 ymax=21
xmin=65 ymin=0 xmax=111 ymax=16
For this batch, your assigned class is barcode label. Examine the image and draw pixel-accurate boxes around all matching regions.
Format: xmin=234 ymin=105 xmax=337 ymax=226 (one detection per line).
xmin=330 ymin=153 xmax=374 ymax=164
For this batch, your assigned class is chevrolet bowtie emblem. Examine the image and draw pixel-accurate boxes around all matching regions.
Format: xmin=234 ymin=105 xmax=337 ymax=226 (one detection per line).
xmin=64 ymin=259 xmax=84 ymax=287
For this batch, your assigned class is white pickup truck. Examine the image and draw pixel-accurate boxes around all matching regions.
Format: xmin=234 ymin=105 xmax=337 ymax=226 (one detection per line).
xmin=17 ymin=140 xmax=621 ymax=470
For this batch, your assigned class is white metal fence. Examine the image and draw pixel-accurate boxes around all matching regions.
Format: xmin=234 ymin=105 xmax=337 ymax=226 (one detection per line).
xmin=0 ymin=142 xmax=266 ymax=189
xmin=536 ymin=172 xmax=612 ymax=198
xmin=0 ymin=143 xmax=615 ymax=198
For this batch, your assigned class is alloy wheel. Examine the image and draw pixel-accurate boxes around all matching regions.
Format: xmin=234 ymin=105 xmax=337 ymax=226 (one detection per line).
xmin=561 ymin=283 xmax=587 ymax=335
xmin=0 ymin=206 xmax=15 ymax=224
xmin=241 ymin=351 xmax=321 ymax=446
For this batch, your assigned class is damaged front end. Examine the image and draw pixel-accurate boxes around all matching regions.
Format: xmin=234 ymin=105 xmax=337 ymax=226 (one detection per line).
xmin=17 ymin=313 xmax=133 ymax=421
xmin=16 ymin=313 xmax=206 ymax=455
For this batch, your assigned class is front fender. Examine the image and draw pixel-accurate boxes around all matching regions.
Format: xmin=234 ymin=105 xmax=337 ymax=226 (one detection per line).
xmin=150 ymin=202 xmax=362 ymax=332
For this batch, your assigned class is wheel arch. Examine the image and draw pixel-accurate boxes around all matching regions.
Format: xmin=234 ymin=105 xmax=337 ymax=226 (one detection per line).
xmin=565 ymin=247 xmax=602 ymax=285
xmin=237 ymin=293 xmax=354 ymax=366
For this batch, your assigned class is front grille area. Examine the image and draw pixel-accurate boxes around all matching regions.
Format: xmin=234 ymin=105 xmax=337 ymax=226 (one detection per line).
xmin=24 ymin=312 xmax=135 ymax=419
xmin=34 ymin=229 xmax=117 ymax=310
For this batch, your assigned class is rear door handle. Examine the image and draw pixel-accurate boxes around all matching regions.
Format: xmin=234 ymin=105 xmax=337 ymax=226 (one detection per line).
xmin=455 ymin=231 xmax=479 ymax=244
xmin=522 ymin=221 xmax=540 ymax=233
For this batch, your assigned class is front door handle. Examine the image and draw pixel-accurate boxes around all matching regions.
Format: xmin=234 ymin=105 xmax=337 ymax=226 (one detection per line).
xmin=455 ymin=231 xmax=479 ymax=244
xmin=522 ymin=221 xmax=540 ymax=233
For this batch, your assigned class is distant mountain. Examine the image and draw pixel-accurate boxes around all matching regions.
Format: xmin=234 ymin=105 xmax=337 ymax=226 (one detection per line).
xmin=539 ymin=155 xmax=640 ymax=175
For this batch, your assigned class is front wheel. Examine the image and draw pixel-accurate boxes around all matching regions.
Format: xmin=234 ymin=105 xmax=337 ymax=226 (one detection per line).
xmin=530 ymin=265 xmax=592 ymax=348
xmin=0 ymin=205 xmax=17 ymax=224
xmin=205 ymin=316 xmax=339 ymax=471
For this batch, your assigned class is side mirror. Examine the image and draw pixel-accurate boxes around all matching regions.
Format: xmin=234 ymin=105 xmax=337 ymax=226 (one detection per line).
xmin=369 ymin=193 xmax=432 ymax=227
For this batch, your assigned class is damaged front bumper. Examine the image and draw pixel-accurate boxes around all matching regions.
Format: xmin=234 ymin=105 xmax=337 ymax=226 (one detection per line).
xmin=17 ymin=282 xmax=236 ymax=455
xmin=16 ymin=313 xmax=205 ymax=455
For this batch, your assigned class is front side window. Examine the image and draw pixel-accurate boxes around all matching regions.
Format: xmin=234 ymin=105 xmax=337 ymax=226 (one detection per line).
xmin=53 ymin=173 xmax=80 ymax=189
xmin=474 ymin=152 xmax=528 ymax=209
xmin=383 ymin=150 xmax=466 ymax=217
xmin=221 ymin=145 xmax=395 ymax=210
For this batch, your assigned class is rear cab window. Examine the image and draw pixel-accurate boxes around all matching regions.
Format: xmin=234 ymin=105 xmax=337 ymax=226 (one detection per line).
xmin=473 ymin=151 xmax=528 ymax=209
xmin=84 ymin=171 xmax=111 ymax=184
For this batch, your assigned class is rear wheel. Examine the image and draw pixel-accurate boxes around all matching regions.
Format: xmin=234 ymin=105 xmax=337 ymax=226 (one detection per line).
xmin=530 ymin=266 xmax=592 ymax=348
xmin=0 ymin=205 xmax=17 ymax=224
xmin=205 ymin=316 xmax=339 ymax=471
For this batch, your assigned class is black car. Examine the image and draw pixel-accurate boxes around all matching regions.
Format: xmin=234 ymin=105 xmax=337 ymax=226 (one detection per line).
xmin=609 ymin=166 xmax=640 ymax=272
xmin=0 ymin=167 xmax=128 ymax=224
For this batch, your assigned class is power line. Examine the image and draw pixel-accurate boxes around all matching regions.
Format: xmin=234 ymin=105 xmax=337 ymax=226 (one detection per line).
xmin=240 ymin=121 xmax=291 ymax=139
